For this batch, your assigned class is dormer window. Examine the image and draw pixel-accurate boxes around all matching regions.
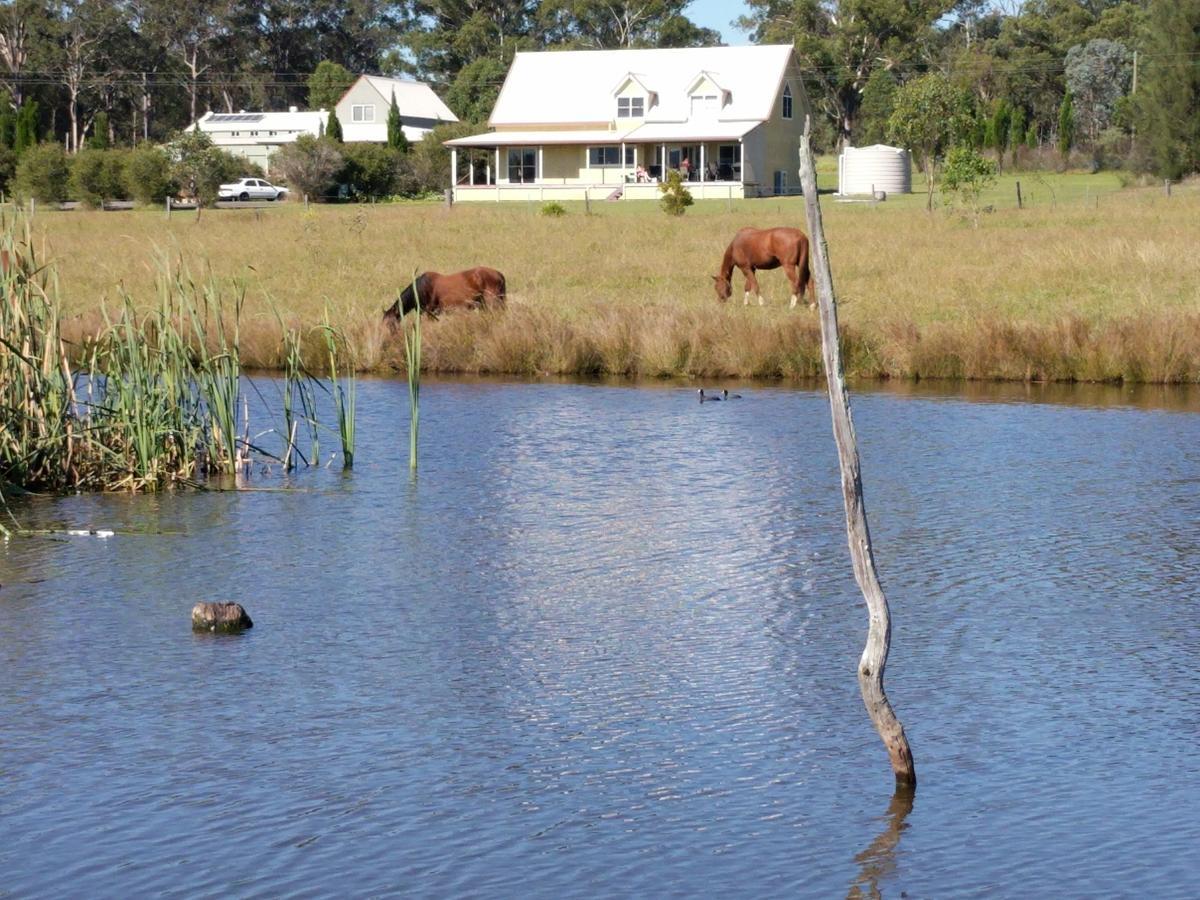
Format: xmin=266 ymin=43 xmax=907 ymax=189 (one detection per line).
xmin=782 ymin=84 xmax=793 ymax=120
xmin=617 ymin=96 xmax=644 ymax=118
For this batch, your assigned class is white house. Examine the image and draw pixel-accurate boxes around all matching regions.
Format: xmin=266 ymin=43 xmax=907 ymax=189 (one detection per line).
xmin=191 ymin=107 xmax=328 ymax=174
xmin=445 ymin=45 xmax=810 ymax=202
xmin=335 ymin=75 xmax=459 ymax=143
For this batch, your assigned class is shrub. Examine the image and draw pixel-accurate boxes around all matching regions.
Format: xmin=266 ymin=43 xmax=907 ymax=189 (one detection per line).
xmin=659 ymin=169 xmax=693 ymax=216
xmin=271 ymin=134 xmax=343 ymax=201
xmin=70 ymin=148 xmax=128 ymax=207
xmin=123 ymin=144 xmax=176 ymax=205
xmin=540 ymin=201 xmax=566 ymax=217
xmin=14 ymin=143 xmax=70 ymax=203
xmin=941 ymin=145 xmax=997 ymax=226
xmin=338 ymin=142 xmax=401 ymax=199
xmin=168 ymin=130 xmax=251 ymax=206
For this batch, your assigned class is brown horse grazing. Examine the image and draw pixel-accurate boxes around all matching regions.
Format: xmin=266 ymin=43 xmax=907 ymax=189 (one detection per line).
xmin=713 ymin=227 xmax=814 ymax=309
xmin=383 ymin=267 xmax=506 ymax=322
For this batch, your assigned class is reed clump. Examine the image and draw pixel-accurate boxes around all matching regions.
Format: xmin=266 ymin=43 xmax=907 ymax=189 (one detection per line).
xmin=0 ymin=219 xmax=356 ymax=494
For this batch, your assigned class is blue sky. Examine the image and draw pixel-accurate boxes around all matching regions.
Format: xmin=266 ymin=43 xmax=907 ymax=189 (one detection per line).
xmin=687 ymin=0 xmax=753 ymax=45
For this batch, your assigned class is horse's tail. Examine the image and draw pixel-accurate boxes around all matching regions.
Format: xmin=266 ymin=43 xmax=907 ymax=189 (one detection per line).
xmin=495 ymin=271 xmax=507 ymax=306
xmin=800 ymin=235 xmax=815 ymax=301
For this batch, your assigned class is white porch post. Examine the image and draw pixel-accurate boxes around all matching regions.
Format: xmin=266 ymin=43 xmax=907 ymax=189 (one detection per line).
xmin=739 ymin=139 xmax=744 ymax=191
xmin=469 ymin=151 xmax=475 ymax=185
xmin=538 ymin=146 xmax=544 ymax=184
xmin=485 ymin=157 xmax=490 ymax=185
xmin=620 ymin=141 xmax=626 ymax=185
xmin=496 ymin=147 xmax=501 ymax=202
xmin=450 ymin=148 xmax=457 ymax=197
xmin=661 ymin=143 xmax=666 ymax=179
xmin=700 ymin=144 xmax=706 ymax=184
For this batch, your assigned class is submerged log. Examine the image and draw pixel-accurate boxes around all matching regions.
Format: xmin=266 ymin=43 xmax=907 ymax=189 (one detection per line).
xmin=191 ymin=602 xmax=254 ymax=634
xmin=798 ymin=117 xmax=917 ymax=787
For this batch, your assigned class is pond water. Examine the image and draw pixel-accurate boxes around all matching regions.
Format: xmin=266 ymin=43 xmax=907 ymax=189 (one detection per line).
xmin=2 ymin=377 xmax=1198 ymax=897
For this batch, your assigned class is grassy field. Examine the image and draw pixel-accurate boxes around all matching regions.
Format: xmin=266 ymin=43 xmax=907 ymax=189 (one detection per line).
xmin=25 ymin=165 xmax=1200 ymax=383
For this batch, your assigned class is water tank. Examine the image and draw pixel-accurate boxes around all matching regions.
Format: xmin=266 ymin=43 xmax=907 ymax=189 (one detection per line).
xmin=838 ymin=144 xmax=911 ymax=196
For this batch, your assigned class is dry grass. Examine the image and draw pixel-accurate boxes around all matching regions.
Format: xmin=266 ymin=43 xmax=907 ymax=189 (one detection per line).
xmin=25 ymin=171 xmax=1200 ymax=383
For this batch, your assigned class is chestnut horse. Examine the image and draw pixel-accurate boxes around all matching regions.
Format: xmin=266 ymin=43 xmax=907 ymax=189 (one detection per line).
xmin=713 ymin=227 xmax=814 ymax=309
xmin=383 ymin=267 xmax=506 ymax=321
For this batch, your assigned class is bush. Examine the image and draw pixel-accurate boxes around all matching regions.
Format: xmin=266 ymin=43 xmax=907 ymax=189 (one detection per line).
xmin=659 ymin=169 xmax=693 ymax=216
xmin=14 ymin=143 xmax=70 ymax=203
xmin=123 ymin=144 xmax=176 ymax=205
xmin=540 ymin=201 xmax=566 ymax=217
xmin=338 ymin=142 xmax=401 ymax=199
xmin=168 ymin=130 xmax=252 ymax=206
xmin=70 ymin=148 xmax=128 ymax=207
xmin=270 ymin=134 xmax=343 ymax=201
xmin=941 ymin=145 xmax=997 ymax=226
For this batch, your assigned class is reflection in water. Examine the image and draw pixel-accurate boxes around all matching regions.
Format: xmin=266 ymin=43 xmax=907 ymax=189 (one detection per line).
xmin=847 ymin=786 xmax=915 ymax=900
xmin=2 ymin=377 xmax=1199 ymax=896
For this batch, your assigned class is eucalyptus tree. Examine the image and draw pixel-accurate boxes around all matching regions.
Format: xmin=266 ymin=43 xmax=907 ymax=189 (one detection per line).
xmin=887 ymin=72 xmax=975 ymax=209
xmin=537 ymin=0 xmax=719 ymax=48
xmin=738 ymin=0 xmax=979 ymax=146
xmin=1064 ymin=38 xmax=1130 ymax=144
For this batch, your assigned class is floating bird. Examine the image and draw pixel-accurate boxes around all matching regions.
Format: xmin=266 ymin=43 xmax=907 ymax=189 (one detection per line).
xmin=697 ymin=389 xmax=722 ymax=402
xmin=722 ymin=390 xmax=742 ymax=399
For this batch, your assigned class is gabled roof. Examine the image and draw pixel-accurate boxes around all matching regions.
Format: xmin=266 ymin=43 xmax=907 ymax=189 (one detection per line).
xmin=341 ymin=75 xmax=459 ymax=123
xmin=686 ymin=70 xmax=729 ymax=97
xmin=611 ymin=72 xmax=656 ymax=99
xmin=490 ymin=45 xmax=796 ymax=127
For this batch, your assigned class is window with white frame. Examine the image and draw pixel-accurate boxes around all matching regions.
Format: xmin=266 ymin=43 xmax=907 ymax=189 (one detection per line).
xmin=352 ymin=104 xmax=375 ymax=123
xmin=616 ymin=97 xmax=645 ymax=118
xmin=782 ymin=84 xmax=793 ymax=119
xmin=690 ymin=94 xmax=719 ymax=116
xmin=588 ymin=145 xmax=635 ymax=167
xmin=507 ymin=147 xmax=536 ymax=182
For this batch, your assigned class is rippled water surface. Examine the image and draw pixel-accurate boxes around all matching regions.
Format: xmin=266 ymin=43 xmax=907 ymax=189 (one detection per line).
xmin=2 ymin=378 xmax=1198 ymax=897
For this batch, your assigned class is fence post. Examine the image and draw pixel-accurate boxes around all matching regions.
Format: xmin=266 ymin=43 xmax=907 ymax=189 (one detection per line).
xmin=728 ymin=184 xmax=733 ymax=212
xmin=29 ymin=197 xmax=34 ymax=217
xmin=584 ymin=188 xmax=590 ymax=215
xmin=165 ymin=196 xmax=171 ymax=219
xmin=1016 ymin=181 xmax=1023 ymax=209
xmin=1165 ymin=179 xmax=1171 ymax=198
xmin=443 ymin=188 xmax=453 ymax=209
xmin=304 ymin=193 xmax=309 ymax=211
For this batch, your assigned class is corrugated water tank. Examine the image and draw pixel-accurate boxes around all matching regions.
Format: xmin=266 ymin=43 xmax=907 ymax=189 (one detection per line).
xmin=837 ymin=144 xmax=912 ymax=196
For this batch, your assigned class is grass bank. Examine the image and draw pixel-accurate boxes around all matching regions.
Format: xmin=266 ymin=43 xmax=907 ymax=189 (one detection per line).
xmin=28 ymin=168 xmax=1200 ymax=383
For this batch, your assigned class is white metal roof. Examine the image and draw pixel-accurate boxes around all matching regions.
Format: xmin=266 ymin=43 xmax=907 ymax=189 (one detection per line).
xmin=193 ymin=109 xmax=328 ymax=133
xmin=352 ymin=75 xmax=459 ymax=123
xmin=445 ymin=120 xmax=758 ymax=148
xmin=490 ymin=45 xmax=796 ymax=127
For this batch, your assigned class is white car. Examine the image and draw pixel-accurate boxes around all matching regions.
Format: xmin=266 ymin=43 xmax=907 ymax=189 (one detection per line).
xmin=218 ymin=177 xmax=288 ymax=201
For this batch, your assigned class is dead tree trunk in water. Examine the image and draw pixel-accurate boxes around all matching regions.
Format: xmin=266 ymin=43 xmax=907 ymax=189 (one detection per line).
xmin=798 ymin=116 xmax=917 ymax=787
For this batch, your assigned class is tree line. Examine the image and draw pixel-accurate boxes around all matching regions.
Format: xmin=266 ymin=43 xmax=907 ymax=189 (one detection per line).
xmin=0 ymin=0 xmax=1195 ymax=194
xmin=742 ymin=0 xmax=1199 ymax=179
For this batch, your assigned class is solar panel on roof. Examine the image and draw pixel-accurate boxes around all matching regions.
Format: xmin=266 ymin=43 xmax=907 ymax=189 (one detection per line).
xmin=209 ymin=113 xmax=264 ymax=123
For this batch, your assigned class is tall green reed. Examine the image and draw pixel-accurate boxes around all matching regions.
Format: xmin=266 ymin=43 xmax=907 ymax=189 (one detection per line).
xmin=319 ymin=310 xmax=356 ymax=469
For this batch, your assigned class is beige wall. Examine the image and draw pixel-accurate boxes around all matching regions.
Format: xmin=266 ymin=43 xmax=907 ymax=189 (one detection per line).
xmin=757 ymin=68 xmax=810 ymax=195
